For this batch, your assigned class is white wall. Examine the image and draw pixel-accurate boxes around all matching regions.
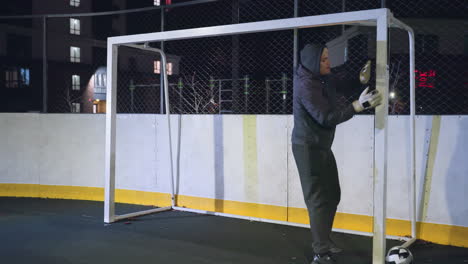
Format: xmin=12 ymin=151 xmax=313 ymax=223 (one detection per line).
xmin=0 ymin=113 xmax=467 ymax=228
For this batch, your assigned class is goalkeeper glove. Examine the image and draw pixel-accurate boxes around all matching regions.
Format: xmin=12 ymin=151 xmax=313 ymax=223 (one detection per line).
xmin=352 ymin=87 xmax=383 ymax=112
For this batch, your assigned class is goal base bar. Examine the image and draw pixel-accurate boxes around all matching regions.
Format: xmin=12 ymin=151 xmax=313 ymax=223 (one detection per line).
xmin=173 ymin=206 xmax=414 ymax=243
xmin=105 ymin=204 xmax=416 ymax=248
xmin=110 ymin=206 xmax=172 ymax=223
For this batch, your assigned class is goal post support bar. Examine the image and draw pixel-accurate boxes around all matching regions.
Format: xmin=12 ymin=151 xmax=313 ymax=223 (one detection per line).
xmin=104 ymin=8 xmax=416 ymax=264
xmin=104 ymin=44 xmax=175 ymax=224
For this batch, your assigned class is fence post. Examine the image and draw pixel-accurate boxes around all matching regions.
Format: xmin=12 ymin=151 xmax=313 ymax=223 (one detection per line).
xmin=129 ymin=79 xmax=135 ymax=113
xmin=281 ymin=73 xmax=288 ymax=113
xmin=218 ymin=79 xmax=222 ymax=114
xmin=244 ymin=75 xmax=249 ymax=113
xmin=231 ymin=0 xmax=240 ymax=113
xmin=178 ymin=77 xmax=183 ymax=113
xmin=42 ymin=16 xmax=48 ymax=113
xmin=293 ymin=0 xmax=299 ymax=71
xmin=265 ymin=78 xmax=270 ymax=114
xmin=160 ymin=6 xmax=165 ymax=114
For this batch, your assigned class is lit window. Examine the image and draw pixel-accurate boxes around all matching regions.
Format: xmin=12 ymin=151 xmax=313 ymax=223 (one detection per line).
xmin=94 ymin=73 xmax=107 ymax=94
xmin=70 ymin=46 xmax=80 ymax=63
xmin=154 ymin=0 xmax=160 ymax=6
xmin=70 ymin=18 xmax=80 ymax=35
xmin=166 ymin=62 xmax=173 ymax=75
xmin=153 ymin=60 xmax=173 ymax=75
xmin=95 ymin=74 xmax=106 ymax=87
xmin=72 ymin=103 xmax=81 ymax=113
xmin=20 ymin=68 xmax=30 ymax=86
xmin=70 ymin=0 xmax=80 ymax=7
xmin=5 ymin=70 xmax=18 ymax=88
xmin=72 ymin=75 xmax=80 ymax=90
xmin=5 ymin=67 xmax=30 ymax=88
xmin=154 ymin=60 xmax=161 ymax=74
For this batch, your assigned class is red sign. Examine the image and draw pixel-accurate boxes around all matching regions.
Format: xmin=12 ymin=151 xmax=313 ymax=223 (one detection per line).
xmin=415 ymin=69 xmax=436 ymax=88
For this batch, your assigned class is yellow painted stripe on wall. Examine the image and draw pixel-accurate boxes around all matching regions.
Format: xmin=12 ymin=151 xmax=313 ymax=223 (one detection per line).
xmin=1 ymin=183 xmax=467 ymax=248
xmin=0 ymin=183 xmax=41 ymax=198
xmin=41 ymin=185 xmax=104 ymax=201
xmin=288 ymin=207 xmax=374 ymax=232
xmin=417 ymin=221 xmax=468 ymax=247
xmin=243 ymin=115 xmax=258 ymax=202
xmin=0 ymin=183 xmax=171 ymax=206
xmin=115 ymin=189 xmax=172 ymax=207
xmin=177 ymin=194 xmax=287 ymax=221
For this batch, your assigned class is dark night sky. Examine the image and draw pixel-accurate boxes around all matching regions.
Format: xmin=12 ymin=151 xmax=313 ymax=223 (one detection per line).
xmin=0 ymin=0 xmax=465 ymax=19
xmin=0 ymin=0 xmax=194 ymax=16
xmin=0 ymin=2 xmax=32 ymax=16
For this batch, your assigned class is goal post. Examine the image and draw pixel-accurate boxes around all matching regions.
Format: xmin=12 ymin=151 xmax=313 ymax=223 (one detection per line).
xmin=104 ymin=43 xmax=175 ymax=223
xmin=104 ymin=8 xmax=416 ymax=264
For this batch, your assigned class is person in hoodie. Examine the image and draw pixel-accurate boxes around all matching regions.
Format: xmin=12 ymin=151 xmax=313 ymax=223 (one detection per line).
xmin=292 ymin=43 xmax=382 ymax=264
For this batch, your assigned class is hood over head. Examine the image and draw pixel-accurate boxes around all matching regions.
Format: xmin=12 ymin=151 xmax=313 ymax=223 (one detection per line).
xmin=300 ymin=43 xmax=325 ymax=75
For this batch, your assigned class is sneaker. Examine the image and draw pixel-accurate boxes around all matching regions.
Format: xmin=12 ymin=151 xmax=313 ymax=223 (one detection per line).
xmin=311 ymin=253 xmax=336 ymax=264
xmin=328 ymin=244 xmax=343 ymax=254
xmin=328 ymin=239 xmax=343 ymax=253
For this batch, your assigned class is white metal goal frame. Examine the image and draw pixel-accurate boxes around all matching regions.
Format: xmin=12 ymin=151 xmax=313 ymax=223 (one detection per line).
xmin=104 ymin=8 xmax=416 ymax=264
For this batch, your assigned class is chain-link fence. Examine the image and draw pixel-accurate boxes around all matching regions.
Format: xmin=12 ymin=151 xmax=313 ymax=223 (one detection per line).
xmin=0 ymin=0 xmax=466 ymax=115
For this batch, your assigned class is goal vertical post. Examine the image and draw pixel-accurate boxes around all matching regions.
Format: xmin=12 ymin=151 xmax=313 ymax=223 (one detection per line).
xmin=104 ymin=43 xmax=118 ymax=224
xmin=373 ymin=9 xmax=390 ymax=264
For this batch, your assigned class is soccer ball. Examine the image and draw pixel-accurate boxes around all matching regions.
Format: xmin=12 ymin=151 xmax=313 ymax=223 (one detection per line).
xmin=385 ymin=246 xmax=413 ymax=264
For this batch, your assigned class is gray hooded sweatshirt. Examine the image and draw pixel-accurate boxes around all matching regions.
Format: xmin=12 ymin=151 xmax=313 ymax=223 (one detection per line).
xmin=291 ymin=44 xmax=361 ymax=148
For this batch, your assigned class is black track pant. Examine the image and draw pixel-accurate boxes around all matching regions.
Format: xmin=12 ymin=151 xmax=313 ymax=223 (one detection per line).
xmin=292 ymin=144 xmax=341 ymax=254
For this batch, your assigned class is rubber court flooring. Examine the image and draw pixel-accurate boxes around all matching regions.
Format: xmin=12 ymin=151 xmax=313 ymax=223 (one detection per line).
xmin=1 ymin=197 xmax=467 ymax=264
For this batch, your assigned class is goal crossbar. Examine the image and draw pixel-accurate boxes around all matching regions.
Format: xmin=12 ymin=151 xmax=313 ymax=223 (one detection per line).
xmin=104 ymin=8 xmax=416 ymax=264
